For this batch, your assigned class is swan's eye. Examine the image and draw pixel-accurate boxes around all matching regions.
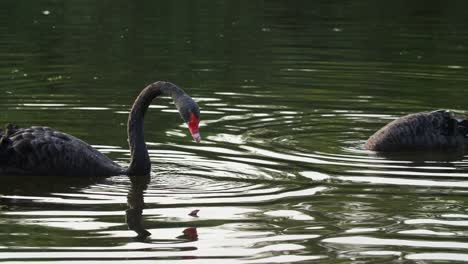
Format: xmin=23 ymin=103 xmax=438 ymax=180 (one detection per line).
xmin=188 ymin=112 xmax=201 ymax=142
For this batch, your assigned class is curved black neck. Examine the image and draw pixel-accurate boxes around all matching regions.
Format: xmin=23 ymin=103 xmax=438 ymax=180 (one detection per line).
xmin=126 ymin=81 xmax=185 ymax=176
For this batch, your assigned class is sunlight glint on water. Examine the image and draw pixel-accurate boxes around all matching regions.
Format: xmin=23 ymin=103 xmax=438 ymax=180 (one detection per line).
xmin=1 ymin=1 xmax=468 ymax=263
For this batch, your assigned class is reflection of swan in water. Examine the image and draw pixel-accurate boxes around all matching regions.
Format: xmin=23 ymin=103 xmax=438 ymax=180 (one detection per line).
xmin=365 ymin=110 xmax=468 ymax=152
xmin=125 ymin=175 xmax=199 ymax=241
xmin=0 ymin=81 xmax=201 ymax=176
xmin=126 ymin=174 xmax=151 ymax=239
xmin=0 ymin=173 xmax=187 ymax=240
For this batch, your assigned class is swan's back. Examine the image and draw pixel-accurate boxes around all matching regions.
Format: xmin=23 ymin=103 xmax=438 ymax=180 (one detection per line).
xmin=0 ymin=125 xmax=123 ymax=176
xmin=365 ymin=110 xmax=467 ymax=151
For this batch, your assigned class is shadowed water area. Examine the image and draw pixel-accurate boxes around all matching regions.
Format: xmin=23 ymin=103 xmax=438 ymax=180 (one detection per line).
xmin=1 ymin=1 xmax=468 ymax=263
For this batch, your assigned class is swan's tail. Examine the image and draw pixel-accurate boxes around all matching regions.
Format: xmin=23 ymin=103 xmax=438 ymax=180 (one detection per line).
xmin=0 ymin=124 xmax=18 ymax=164
xmin=456 ymin=118 xmax=468 ymax=138
xmin=0 ymin=124 xmax=18 ymax=136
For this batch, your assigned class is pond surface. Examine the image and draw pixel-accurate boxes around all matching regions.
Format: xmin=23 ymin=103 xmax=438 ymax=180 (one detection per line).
xmin=1 ymin=1 xmax=468 ymax=263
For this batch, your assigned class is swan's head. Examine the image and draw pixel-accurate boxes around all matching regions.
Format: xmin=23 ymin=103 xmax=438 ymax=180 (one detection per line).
xmin=177 ymin=95 xmax=201 ymax=143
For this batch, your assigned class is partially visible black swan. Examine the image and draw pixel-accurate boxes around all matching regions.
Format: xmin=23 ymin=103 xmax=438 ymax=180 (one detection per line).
xmin=365 ymin=110 xmax=468 ymax=152
xmin=0 ymin=81 xmax=201 ymax=176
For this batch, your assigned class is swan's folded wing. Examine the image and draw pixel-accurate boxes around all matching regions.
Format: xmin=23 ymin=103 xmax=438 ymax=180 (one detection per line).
xmin=1 ymin=126 xmax=124 ymax=176
xmin=0 ymin=127 xmax=73 ymax=174
xmin=365 ymin=111 xmax=464 ymax=151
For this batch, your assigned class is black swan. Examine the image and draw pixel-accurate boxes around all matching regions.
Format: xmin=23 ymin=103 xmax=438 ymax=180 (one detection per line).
xmin=0 ymin=81 xmax=201 ymax=176
xmin=365 ymin=110 xmax=468 ymax=152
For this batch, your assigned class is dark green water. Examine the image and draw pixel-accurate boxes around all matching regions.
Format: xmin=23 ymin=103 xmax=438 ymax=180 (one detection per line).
xmin=1 ymin=1 xmax=468 ymax=263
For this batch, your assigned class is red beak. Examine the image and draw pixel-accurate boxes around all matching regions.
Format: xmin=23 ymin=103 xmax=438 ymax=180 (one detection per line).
xmin=188 ymin=113 xmax=201 ymax=143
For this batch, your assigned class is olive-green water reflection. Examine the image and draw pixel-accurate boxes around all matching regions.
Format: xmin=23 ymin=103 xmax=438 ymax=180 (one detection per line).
xmin=1 ymin=1 xmax=468 ymax=263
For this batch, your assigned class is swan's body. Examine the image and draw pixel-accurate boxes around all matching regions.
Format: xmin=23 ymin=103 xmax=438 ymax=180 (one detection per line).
xmin=0 ymin=81 xmax=201 ymax=176
xmin=365 ymin=110 xmax=468 ymax=152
